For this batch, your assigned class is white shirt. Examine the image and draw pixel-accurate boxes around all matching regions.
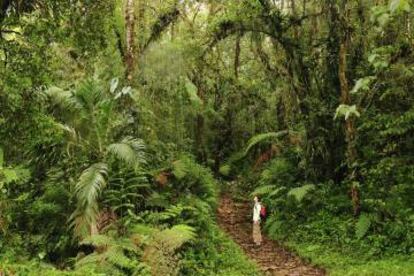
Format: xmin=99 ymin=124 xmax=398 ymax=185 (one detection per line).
xmin=253 ymin=202 xmax=261 ymax=222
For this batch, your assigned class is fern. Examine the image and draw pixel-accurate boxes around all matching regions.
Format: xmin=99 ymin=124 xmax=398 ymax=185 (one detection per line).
xmin=157 ymin=224 xmax=196 ymax=251
xmin=142 ymin=224 xmax=196 ymax=275
xmin=146 ymin=204 xmax=196 ymax=224
xmin=104 ymin=169 xmax=150 ymax=217
xmin=355 ymin=213 xmax=372 ymax=239
xmin=80 ymin=234 xmax=115 ymax=248
xmin=288 ymin=184 xmax=315 ymax=202
xmin=172 ymin=159 xmax=187 ymax=179
xmin=243 ymin=131 xmax=290 ymax=157
xmin=251 ymin=185 xmax=278 ymax=196
xmin=221 ymin=131 xmax=291 ymax=172
xmin=170 ymin=156 xmax=218 ymax=207
xmin=76 ymin=233 xmax=139 ymax=272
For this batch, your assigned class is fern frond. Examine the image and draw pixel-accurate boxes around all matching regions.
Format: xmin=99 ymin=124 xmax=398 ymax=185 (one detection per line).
xmin=251 ymin=185 xmax=277 ymax=196
xmin=288 ymin=184 xmax=315 ymax=202
xmin=172 ymin=159 xmax=187 ymax=179
xmin=131 ymin=224 xmax=159 ymax=238
xmin=243 ymin=131 xmax=290 ymax=157
xmin=355 ymin=213 xmax=372 ymax=239
xmin=155 ymin=224 xmax=196 ymax=252
xmin=251 ymin=185 xmax=286 ymax=198
xmin=81 ymin=234 xmax=115 ymax=248
xmin=105 ymin=247 xmax=134 ymax=268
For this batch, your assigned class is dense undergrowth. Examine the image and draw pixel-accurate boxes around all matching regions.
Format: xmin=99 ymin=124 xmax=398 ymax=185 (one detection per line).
xmin=1 ymin=0 xmax=414 ymax=275
xmin=233 ymin=150 xmax=414 ymax=275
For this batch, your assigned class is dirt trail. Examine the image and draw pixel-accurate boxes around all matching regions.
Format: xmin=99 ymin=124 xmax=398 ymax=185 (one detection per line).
xmin=217 ymin=196 xmax=326 ymax=276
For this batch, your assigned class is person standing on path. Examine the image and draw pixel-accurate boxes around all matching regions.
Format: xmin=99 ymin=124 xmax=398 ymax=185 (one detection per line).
xmin=252 ymin=196 xmax=262 ymax=246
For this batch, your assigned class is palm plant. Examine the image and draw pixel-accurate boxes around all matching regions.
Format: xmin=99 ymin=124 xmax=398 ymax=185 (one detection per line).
xmin=43 ymin=79 xmax=146 ymax=239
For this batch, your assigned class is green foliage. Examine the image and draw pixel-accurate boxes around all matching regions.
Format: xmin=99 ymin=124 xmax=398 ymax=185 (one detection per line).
xmin=107 ymin=138 xmax=146 ymax=168
xmin=1 ymin=0 xmax=414 ymax=274
xmin=169 ymin=155 xmax=218 ymax=207
xmin=355 ymin=213 xmax=372 ymax=240
xmin=71 ymin=163 xmax=108 ymax=238
xmin=288 ymin=184 xmax=316 ymax=203
xmin=389 ymin=0 xmax=411 ymax=13
xmin=104 ymin=169 xmax=150 ymax=218
xmin=334 ymin=105 xmax=361 ymax=121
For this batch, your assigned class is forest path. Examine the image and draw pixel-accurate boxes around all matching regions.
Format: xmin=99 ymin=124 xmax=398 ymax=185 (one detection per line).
xmin=217 ymin=195 xmax=326 ymax=276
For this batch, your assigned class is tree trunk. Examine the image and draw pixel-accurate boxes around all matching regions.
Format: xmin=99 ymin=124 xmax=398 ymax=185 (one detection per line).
xmin=338 ymin=33 xmax=360 ymax=217
xmin=234 ymin=34 xmax=241 ymax=79
xmin=125 ymin=0 xmax=135 ymax=81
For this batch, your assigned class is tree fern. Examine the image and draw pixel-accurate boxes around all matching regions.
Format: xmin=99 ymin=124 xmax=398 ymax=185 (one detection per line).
xmin=288 ymin=184 xmax=315 ymax=203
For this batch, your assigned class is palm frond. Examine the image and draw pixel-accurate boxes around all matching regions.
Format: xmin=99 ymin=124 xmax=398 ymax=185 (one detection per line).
xmin=43 ymin=86 xmax=79 ymax=111
xmin=74 ymin=79 xmax=104 ymax=111
xmin=71 ymin=163 xmax=108 ymax=238
xmin=108 ymin=137 xmax=146 ymax=168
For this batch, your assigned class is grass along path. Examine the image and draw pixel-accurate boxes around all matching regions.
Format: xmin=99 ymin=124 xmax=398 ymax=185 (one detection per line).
xmin=217 ymin=195 xmax=325 ymax=276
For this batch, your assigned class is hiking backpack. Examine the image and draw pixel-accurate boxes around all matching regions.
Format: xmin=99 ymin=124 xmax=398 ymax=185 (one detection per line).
xmin=260 ymin=205 xmax=267 ymax=219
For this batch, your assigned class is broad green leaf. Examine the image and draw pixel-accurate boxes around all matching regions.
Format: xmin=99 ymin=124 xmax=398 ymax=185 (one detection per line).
xmin=351 ymin=76 xmax=376 ymax=94
xmin=110 ymin=78 xmax=119 ymax=93
xmin=335 ymin=104 xmax=361 ymax=120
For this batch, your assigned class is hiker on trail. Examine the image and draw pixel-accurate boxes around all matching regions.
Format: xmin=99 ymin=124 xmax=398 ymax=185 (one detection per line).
xmin=252 ymin=196 xmax=262 ymax=246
